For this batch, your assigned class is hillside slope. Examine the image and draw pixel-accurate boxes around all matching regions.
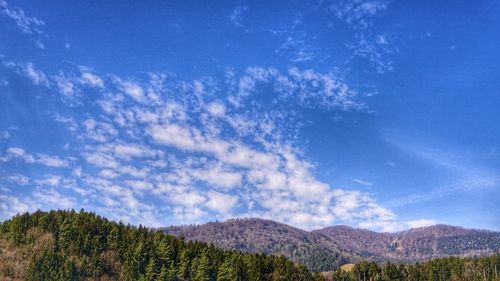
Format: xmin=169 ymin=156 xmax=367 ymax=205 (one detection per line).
xmin=314 ymin=224 xmax=500 ymax=261
xmin=0 ymin=210 xmax=314 ymax=281
xmin=163 ymin=219 xmax=500 ymax=271
xmin=162 ymin=218 xmax=358 ymax=272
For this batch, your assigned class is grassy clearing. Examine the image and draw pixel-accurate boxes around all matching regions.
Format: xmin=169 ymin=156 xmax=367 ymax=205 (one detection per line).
xmin=340 ymin=263 xmax=355 ymax=272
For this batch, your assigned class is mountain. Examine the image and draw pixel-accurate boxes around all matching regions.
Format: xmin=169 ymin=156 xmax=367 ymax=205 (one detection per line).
xmin=314 ymin=224 xmax=500 ymax=261
xmin=162 ymin=218 xmax=359 ymax=272
xmin=162 ymin=219 xmax=500 ymax=271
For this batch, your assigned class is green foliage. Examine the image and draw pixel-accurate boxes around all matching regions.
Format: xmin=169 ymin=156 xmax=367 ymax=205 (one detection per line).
xmin=333 ymin=255 xmax=500 ymax=281
xmin=0 ymin=210 xmax=313 ymax=281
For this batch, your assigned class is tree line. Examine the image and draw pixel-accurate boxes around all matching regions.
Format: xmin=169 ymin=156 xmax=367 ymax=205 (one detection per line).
xmin=0 ymin=209 xmax=313 ymax=281
xmin=328 ymin=255 xmax=500 ymax=281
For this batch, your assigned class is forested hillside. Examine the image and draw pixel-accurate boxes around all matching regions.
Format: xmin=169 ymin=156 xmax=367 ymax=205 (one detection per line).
xmin=0 ymin=210 xmax=314 ymax=281
xmin=163 ymin=219 xmax=500 ymax=272
xmin=315 ymin=224 xmax=500 ymax=261
xmin=162 ymin=218 xmax=357 ymax=272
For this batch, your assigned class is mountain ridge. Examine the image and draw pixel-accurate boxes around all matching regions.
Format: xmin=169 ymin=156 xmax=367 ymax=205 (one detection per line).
xmin=161 ymin=218 xmax=500 ymax=271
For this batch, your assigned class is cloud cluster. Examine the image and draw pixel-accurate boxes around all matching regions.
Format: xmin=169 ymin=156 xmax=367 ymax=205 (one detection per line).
xmin=0 ymin=1 xmax=46 ymax=48
xmin=326 ymin=0 xmax=390 ymax=28
xmin=0 ymin=59 xmax=418 ymax=231
xmin=1 ymin=147 xmax=71 ymax=168
xmin=0 ymin=0 xmax=416 ymax=231
xmin=0 ymin=1 xmax=44 ymax=35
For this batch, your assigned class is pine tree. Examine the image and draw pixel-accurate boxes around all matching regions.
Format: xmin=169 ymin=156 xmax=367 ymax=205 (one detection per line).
xmin=217 ymin=259 xmax=236 ymax=281
xmin=158 ymin=265 xmax=169 ymax=281
xmin=177 ymin=249 xmax=191 ymax=281
xmin=168 ymin=262 xmax=179 ymax=281
xmin=193 ymin=251 xmax=214 ymax=281
xmin=145 ymin=256 xmax=159 ymax=281
xmin=61 ymin=259 xmax=78 ymax=281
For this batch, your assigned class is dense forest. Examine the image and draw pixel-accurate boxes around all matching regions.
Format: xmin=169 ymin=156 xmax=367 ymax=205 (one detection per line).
xmin=326 ymin=255 xmax=500 ymax=281
xmin=0 ymin=210 xmax=499 ymax=281
xmin=0 ymin=210 xmax=313 ymax=281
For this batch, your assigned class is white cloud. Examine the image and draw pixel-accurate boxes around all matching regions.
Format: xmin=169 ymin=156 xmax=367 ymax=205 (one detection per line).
xmin=206 ymin=101 xmax=226 ymax=117
xmin=189 ymin=164 xmax=242 ymax=190
xmin=275 ymin=33 xmax=319 ymax=63
xmin=54 ymin=75 xmax=76 ymax=99
xmin=24 ymin=62 xmax=47 ymax=85
xmin=36 ymin=175 xmax=61 ymax=186
xmin=0 ymin=1 xmax=45 ymax=35
xmin=229 ymin=6 xmax=248 ymax=27
xmin=32 ymin=188 xmax=76 ymax=209
xmin=347 ymin=33 xmax=394 ymax=73
xmin=0 ymin=194 xmax=30 ymax=220
xmin=206 ymin=191 xmax=238 ymax=214
xmin=1 ymin=60 xmax=49 ymax=86
xmin=327 ymin=0 xmax=389 ymax=28
xmin=80 ymin=70 xmax=104 ymax=88
xmin=0 ymin=61 xmax=422 ymax=231
xmin=406 ymin=219 xmax=437 ymax=229
xmin=36 ymin=154 xmax=70 ymax=168
xmin=35 ymin=40 xmax=45 ymax=49
xmin=114 ymin=78 xmax=145 ymax=102
xmin=53 ymin=114 xmax=78 ymax=132
xmin=170 ymin=190 xmax=206 ymax=207
xmin=385 ymin=135 xmax=500 ymax=208
xmin=99 ymin=169 xmax=120 ymax=179
xmin=6 ymin=174 xmax=30 ymax=185
xmin=83 ymin=151 xmax=120 ymax=169
xmin=232 ymin=67 xmax=364 ymax=111
xmin=357 ymin=219 xmax=402 ymax=233
xmin=125 ymin=180 xmax=153 ymax=192
xmin=83 ymin=119 xmax=118 ymax=142
xmin=112 ymin=143 xmax=160 ymax=160
xmin=4 ymin=147 xmax=70 ymax=168
xmin=352 ymin=178 xmax=373 ymax=186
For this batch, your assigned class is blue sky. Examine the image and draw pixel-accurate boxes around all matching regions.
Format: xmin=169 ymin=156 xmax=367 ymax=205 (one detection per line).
xmin=1 ymin=0 xmax=499 ymax=231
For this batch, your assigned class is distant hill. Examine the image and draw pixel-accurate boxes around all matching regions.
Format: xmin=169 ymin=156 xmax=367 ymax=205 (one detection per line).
xmin=162 ymin=218 xmax=359 ymax=272
xmin=314 ymin=224 xmax=500 ymax=261
xmin=162 ymin=219 xmax=500 ymax=271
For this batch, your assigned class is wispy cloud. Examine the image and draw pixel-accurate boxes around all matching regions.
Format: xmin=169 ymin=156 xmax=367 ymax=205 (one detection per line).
xmin=2 ymin=147 xmax=71 ymax=168
xmin=384 ymin=134 xmax=500 ymax=208
xmin=2 ymin=60 xmax=48 ymax=86
xmin=326 ymin=0 xmax=390 ymax=29
xmin=0 ymin=1 xmax=44 ymax=35
xmin=275 ymin=33 xmax=320 ymax=63
xmin=347 ymin=33 xmax=396 ymax=73
xmin=229 ymin=6 xmax=248 ymax=27
xmin=0 ymin=53 xmax=418 ymax=231
xmin=0 ymin=1 xmax=46 ymax=48
xmin=352 ymin=178 xmax=373 ymax=186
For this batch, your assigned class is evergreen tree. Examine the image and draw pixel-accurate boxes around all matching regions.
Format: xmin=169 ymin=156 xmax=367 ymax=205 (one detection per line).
xmin=193 ymin=252 xmax=214 ymax=281
xmin=158 ymin=265 xmax=167 ymax=281
xmin=145 ymin=256 xmax=160 ymax=281
xmin=217 ymin=259 xmax=236 ymax=281
xmin=177 ymin=249 xmax=191 ymax=281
